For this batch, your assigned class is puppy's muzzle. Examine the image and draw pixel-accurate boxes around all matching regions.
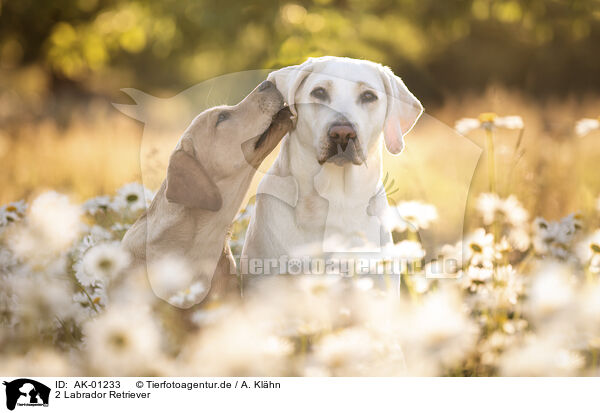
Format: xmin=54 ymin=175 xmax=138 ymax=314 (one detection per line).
xmin=257 ymin=80 xmax=275 ymax=92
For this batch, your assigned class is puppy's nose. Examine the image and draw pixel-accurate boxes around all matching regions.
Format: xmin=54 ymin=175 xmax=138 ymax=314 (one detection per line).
xmin=258 ymin=80 xmax=275 ymax=92
xmin=328 ymin=123 xmax=357 ymax=146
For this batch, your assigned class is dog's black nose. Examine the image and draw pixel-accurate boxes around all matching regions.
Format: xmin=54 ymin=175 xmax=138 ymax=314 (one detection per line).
xmin=258 ymin=80 xmax=275 ymax=92
xmin=328 ymin=123 xmax=357 ymax=147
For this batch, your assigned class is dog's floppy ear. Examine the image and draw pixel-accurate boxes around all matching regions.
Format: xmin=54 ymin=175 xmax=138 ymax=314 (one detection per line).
xmin=166 ymin=137 xmax=222 ymax=210
xmin=379 ymin=65 xmax=423 ymax=155
xmin=267 ymin=59 xmax=315 ymax=124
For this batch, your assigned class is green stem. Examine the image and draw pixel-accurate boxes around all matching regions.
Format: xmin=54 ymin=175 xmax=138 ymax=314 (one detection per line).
xmin=300 ymin=335 xmax=308 ymax=355
xmin=77 ymin=283 xmax=99 ymax=314
xmin=485 ymin=128 xmax=497 ymax=195
xmin=486 ymin=128 xmax=500 ymax=241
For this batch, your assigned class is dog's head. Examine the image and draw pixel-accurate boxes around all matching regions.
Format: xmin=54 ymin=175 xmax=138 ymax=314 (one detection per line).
xmin=165 ymin=80 xmax=292 ymax=210
xmin=267 ymin=56 xmax=423 ymax=165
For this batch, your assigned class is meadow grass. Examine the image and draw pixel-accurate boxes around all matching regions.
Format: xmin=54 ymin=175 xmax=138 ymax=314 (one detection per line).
xmin=2 ymin=87 xmax=599 ymax=231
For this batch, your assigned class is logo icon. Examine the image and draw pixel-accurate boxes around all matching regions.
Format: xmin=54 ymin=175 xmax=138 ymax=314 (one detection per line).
xmin=2 ymin=379 xmax=50 ymax=410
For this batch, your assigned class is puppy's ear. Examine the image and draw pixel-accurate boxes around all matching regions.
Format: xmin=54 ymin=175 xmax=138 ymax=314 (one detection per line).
xmin=379 ymin=65 xmax=423 ymax=155
xmin=267 ymin=59 xmax=315 ymax=124
xmin=166 ymin=138 xmax=222 ymax=210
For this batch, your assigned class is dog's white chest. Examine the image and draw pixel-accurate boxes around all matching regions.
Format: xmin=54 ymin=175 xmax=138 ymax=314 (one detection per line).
xmin=293 ymin=165 xmax=385 ymax=252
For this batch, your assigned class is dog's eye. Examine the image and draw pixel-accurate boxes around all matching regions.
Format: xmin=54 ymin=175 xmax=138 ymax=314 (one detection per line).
xmin=216 ymin=111 xmax=230 ymax=126
xmin=310 ymin=87 xmax=329 ymax=101
xmin=359 ymin=91 xmax=378 ymax=103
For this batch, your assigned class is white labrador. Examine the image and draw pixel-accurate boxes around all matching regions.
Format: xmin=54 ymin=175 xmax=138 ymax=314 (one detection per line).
xmin=242 ymin=57 xmax=423 ymax=273
xmin=121 ymin=80 xmax=292 ymax=306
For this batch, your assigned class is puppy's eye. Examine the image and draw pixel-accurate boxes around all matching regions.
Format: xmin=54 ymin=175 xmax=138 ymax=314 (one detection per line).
xmin=216 ymin=111 xmax=230 ymax=126
xmin=360 ymin=91 xmax=378 ymax=103
xmin=310 ymin=87 xmax=329 ymax=101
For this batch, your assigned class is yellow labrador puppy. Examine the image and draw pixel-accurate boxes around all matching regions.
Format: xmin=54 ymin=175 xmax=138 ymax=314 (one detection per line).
xmin=122 ymin=80 xmax=292 ymax=307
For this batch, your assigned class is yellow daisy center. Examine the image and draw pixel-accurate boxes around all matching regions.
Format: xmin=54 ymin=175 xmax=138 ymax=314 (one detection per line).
xmin=478 ymin=112 xmax=497 ymax=123
xmin=470 ymin=243 xmax=483 ymax=253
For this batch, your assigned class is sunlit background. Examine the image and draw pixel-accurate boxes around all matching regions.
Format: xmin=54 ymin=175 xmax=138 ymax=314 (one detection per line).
xmin=2 ymin=0 xmax=600 ymax=217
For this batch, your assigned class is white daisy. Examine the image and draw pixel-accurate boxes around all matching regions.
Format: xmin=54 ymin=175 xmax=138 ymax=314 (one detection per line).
xmin=527 ymin=262 xmax=576 ymax=323
xmin=12 ymin=192 xmax=81 ymax=258
xmin=455 ymin=117 xmax=481 ymax=135
xmin=464 ymin=264 xmax=494 ymax=284
xmin=385 ymin=201 xmax=438 ymax=232
xmin=411 ymin=276 xmax=430 ymax=294
xmin=0 ymin=349 xmax=75 ymax=376
xmin=191 ymin=301 xmax=234 ymax=326
xmin=380 ymin=241 xmax=426 ymax=277
xmin=508 ymin=227 xmax=531 ymax=252
xmin=168 ymin=281 xmax=208 ymax=308
xmin=437 ymin=242 xmax=465 ymax=270
xmin=476 ymin=193 xmax=528 ymax=228
xmin=575 ymin=118 xmax=600 ymax=137
xmin=494 ymin=115 xmax=525 ymax=129
xmin=71 ymin=225 xmax=114 ymax=265
xmin=29 ymin=192 xmax=81 ymax=244
xmin=400 ymin=287 xmax=479 ymax=372
xmin=83 ymin=304 xmax=164 ymax=375
xmin=112 ymin=183 xmax=154 ymax=212
xmin=575 ymin=229 xmax=600 ymax=264
xmin=499 ymin=334 xmax=584 ymax=376
xmin=493 ymin=265 xmax=523 ymax=307
xmin=182 ymin=310 xmax=293 ymax=376
xmin=82 ymin=195 xmax=112 ymax=215
xmin=0 ymin=200 xmax=26 ymax=226
xmin=297 ymin=275 xmax=342 ymax=296
xmin=354 ymin=277 xmax=374 ymax=291
xmin=146 ymin=255 xmax=195 ymax=304
xmin=455 ymin=113 xmax=524 ymax=135
xmin=532 ymin=214 xmax=580 ymax=258
xmin=462 ymin=228 xmax=495 ymax=264
xmin=390 ymin=240 xmax=426 ymax=261
xmin=10 ymin=274 xmax=77 ymax=322
xmin=476 ymin=193 xmax=502 ymax=225
xmin=77 ymin=242 xmax=130 ymax=286
xmin=311 ymin=327 xmax=401 ymax=376
xmin=500 ymin=195 xmax=529 ymax=228
xmin=574 ymin=283 xmax=600 ymax=345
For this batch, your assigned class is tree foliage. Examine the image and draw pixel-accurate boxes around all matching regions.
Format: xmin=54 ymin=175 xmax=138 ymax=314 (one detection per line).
xmin=1 ymin=0 xmax=599 ymax=103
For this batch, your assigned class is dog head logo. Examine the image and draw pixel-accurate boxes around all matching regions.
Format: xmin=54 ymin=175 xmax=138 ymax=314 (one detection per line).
xmin=3 ymin=379 xmax=50 ymax=410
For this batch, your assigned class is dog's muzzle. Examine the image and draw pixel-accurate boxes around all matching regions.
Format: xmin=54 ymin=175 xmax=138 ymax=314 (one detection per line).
xmin=318 ymin=122 xmax=364 ymax=166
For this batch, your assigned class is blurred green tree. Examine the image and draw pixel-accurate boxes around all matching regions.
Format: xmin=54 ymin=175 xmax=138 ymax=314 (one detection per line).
xmin=1 ymin=0 xmax=599 ymax=105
